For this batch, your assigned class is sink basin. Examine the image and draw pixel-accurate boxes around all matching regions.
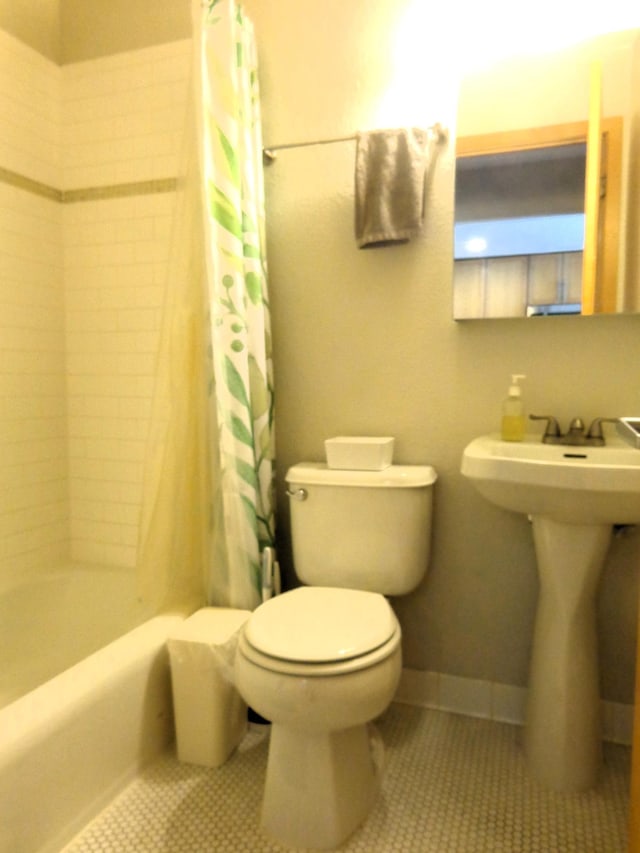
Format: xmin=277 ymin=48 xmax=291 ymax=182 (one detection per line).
xmin=461 ymin=434 xmax=640 ymax=524
xmin=461 ymin=433 xmax=640 ymax=792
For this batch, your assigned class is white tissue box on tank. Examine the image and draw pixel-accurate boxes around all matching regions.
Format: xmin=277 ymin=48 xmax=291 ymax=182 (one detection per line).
xmin=325 ymin=436 xmax=394 ymax=470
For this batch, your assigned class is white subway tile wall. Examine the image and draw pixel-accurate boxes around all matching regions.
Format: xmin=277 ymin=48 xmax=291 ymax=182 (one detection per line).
xmin=62 ymin=42 xmax=190 ymax=190
xmin=0 ymin=30 xmax=191 ymax=576
xmin=63 ymin=41 xmax=190 ymax=566
xmin=0 ymin=32 xmax=66 ymax=580
xmin=63 ymin=194 xmax=175 ymax=566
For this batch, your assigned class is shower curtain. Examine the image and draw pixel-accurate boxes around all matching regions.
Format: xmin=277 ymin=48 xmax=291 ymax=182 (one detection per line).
xmin=137 ymin=0 xmax=274 ymax=612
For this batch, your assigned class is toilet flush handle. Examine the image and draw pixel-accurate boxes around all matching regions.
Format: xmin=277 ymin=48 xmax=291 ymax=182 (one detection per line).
xmin=286 ymin=487 xmax=307 ymax=501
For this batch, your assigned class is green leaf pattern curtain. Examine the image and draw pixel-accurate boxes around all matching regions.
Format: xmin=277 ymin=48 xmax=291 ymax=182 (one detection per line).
xmin=196 ymin=0 xmax=275 ymax=609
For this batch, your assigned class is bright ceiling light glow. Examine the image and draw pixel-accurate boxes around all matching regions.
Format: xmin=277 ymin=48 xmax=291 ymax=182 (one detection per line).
xmin=374 ymin=0 xmax=639 ymax=128
xmin=449 ymin=0 xmax=639 ymax=72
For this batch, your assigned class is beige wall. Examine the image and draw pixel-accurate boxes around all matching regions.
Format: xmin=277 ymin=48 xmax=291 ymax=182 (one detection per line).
xmin=0 ymin=0 xmax=191 ymax=64
xmin=0 ymin=0 xmax=60 ymax=62
xmin=60 ymin=0 xmax=190 ymax=63
xmin=244 ymin=0 xmax=640 ymax=704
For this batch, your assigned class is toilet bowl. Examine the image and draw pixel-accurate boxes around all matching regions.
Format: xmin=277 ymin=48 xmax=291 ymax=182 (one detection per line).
xmin=234 ymin=586 xmax=402 ymax=850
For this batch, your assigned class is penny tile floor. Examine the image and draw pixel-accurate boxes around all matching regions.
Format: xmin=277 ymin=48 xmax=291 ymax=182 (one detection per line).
xmin=63 ymin=703 xmax=630 ymax=852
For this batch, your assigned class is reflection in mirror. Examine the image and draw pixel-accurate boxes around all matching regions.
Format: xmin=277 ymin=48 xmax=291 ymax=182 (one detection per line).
xmin=453 ymin=28 xmax=640 ymax=319
xmin=455 ymin=141 xmax=587 ymax=318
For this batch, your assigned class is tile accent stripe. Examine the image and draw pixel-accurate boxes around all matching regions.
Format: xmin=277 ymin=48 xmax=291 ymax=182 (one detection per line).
xmin=0 ymin=166 xmax=178 ymax=203
xmin=63 ymin=177 xmax=179 ymax=203
xmin=0 ymin=166 xmax=62 ymax=202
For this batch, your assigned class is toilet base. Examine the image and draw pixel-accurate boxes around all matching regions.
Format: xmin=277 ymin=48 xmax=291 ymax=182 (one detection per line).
xmin=261 ymin=722 xmax=382 ymax=850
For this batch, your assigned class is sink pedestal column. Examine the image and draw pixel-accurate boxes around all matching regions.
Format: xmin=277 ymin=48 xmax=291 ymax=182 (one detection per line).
xmin=524 ymin=516 xmax=611 ymax=792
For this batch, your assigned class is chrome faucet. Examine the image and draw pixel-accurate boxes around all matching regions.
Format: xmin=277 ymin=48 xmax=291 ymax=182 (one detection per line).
xmin=529 ymin=415 xmax=618 ymax=446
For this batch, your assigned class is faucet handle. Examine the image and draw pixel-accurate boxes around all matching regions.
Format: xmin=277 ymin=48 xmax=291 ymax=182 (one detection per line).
xmin=586 ymin=417 xmax=618 ymax=440
xmin=529 ymin=414 xmax=562 ymax=438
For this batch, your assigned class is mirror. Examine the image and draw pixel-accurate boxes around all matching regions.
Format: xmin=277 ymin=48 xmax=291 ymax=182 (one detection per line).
xmin=453 ymin=28 xmax=640 ymax=319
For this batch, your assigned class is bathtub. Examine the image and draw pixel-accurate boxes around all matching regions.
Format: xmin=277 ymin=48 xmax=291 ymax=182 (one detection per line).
xmin=0 ymin=565 xmax=188 ymax=853
xmin=0 ymin=564 xmax=156 ymax=709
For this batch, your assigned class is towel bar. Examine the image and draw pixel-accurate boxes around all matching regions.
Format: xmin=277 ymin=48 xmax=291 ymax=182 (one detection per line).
xmin=263 ymin=122 xmax=447 ymax=162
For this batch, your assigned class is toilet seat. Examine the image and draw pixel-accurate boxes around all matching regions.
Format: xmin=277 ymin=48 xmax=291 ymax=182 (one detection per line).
xmin=238 ymin=625 xmax=401 ymax=677
xmin=241 ymin=586 xmax=401 ymax=677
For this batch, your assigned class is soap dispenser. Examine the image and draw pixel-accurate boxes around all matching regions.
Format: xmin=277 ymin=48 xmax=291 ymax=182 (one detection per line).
xmin=501 ymin=374 xmax=526 ymax=441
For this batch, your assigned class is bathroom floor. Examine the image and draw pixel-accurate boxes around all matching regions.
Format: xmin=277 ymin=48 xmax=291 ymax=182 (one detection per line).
xmin=63 ymin=703 xmax=629 ymax=853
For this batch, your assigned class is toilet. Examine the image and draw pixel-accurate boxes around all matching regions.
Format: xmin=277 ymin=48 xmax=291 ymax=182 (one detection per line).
xmin=234 ymin=461 xmax=437 ymax=850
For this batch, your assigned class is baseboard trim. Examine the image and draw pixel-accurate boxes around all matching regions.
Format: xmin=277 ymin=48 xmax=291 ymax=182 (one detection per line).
xmin=396 ymin=668 xmax=633 ymax=746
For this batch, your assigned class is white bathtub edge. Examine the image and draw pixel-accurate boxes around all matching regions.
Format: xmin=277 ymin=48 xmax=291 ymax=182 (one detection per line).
xmin=0 ymin=611 xmax=188 ymax=853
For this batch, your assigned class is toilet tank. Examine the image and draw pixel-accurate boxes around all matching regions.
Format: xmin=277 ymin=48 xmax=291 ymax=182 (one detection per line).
xmin=285 ymin=463 xmax=437 ymax=596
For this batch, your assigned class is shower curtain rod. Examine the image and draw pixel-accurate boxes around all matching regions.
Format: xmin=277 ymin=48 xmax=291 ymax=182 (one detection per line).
xmin=262 ymin=122 xmax=447 ymax=162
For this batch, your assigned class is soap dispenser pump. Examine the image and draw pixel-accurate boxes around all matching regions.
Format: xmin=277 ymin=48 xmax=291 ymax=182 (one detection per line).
xmin=501 ymin=374 xmax=526 ymax=441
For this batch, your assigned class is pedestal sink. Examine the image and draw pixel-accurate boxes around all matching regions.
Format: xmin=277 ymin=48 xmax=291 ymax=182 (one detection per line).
xmin=461 ymin=434 xmax=640 ymax=791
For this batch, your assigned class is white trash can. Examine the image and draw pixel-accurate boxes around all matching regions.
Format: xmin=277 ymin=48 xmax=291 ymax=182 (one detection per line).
xmin=168 ymin=607 xmax=251 ymax=767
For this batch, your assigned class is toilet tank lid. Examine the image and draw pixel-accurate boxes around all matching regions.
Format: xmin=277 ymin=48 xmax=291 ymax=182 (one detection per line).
xmin=286 ymin=462 xmax=437 ymax=488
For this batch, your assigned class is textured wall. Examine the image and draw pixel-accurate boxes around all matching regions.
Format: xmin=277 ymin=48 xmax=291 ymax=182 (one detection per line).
xmin=244 ymin=0 xmax=640 ymax=704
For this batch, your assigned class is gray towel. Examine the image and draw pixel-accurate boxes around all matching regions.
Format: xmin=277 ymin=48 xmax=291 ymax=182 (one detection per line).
xmin=355 ymin=128 xmax=430 ymax=249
